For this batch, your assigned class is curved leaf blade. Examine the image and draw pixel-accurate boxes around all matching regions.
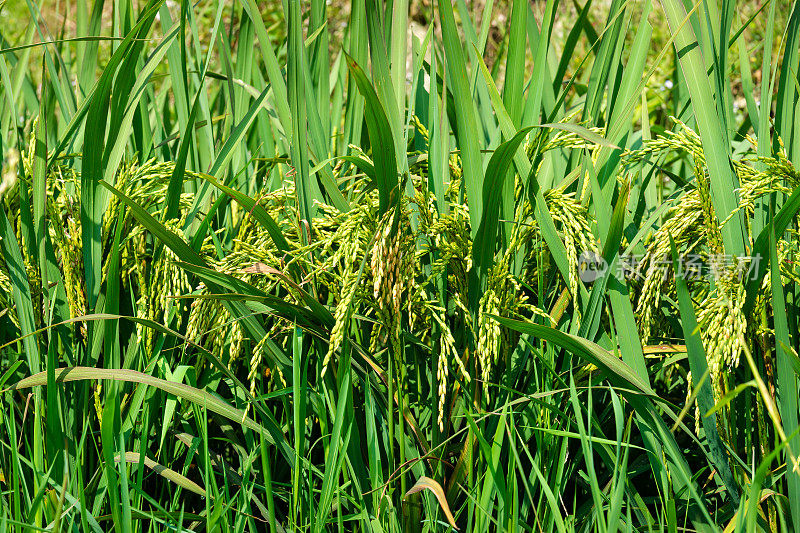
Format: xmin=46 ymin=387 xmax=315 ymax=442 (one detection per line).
xmin=8 ymin=367 xmax=264 ymax=433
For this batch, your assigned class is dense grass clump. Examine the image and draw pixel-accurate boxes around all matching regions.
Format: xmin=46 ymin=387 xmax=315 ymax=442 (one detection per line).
xmin=1 ymin=0 xmax=800 ymax=531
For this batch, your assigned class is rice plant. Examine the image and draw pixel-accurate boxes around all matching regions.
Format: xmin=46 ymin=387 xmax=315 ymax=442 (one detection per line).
xmin=1 ymin=0 xmax=799 ymax=531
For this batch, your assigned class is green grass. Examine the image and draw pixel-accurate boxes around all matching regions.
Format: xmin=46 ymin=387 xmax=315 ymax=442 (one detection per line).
xmin=1 ymin=0 xmax=800 ymax=531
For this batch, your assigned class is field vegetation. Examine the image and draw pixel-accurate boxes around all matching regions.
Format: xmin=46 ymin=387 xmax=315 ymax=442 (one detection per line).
xmin=1 ymin=0 xmax=800 ymax=531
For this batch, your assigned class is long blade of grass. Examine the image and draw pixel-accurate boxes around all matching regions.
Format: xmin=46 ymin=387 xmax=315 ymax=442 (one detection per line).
xmin=345 ymin=53 xmax=398 ymax=215
xmin=660 ymin=0 xmax=746 ymax=254
xmin=769 ymin=213 xmax=800 ymax=525
xmin=437 ymin=0 xmax=485 ymax=233
xmin=115 ymin=452 xmax=205 ymax=496
xmin=288 ymin=0 xmax=317 ymax=237
xmin=472 ymin=126 xmax=534 ymax=285
xmin=0 ymin=207 xmax=39 ymax=371
xmin=9 ymin=367 xmax=265 ymax=433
